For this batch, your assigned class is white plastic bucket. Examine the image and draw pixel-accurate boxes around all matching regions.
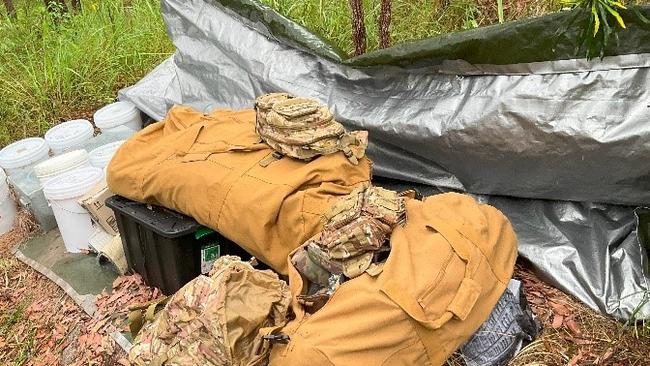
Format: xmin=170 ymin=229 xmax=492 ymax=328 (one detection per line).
xmin=0 ymin=137 xmax=50 ymax=178
xmin=0 ymin=168 xmax=17 ymax=235
xmin=89 ymin=140 xmax=125 ymax=169
xmin=34 ymin=149 xmax=91 ymax=186
xmin=85 ymin=125 xmax=135 ymax=152
xmin=94 ymin=101 xmax=142 ymax=133
xmin=44 ymin=119 xmax=94 ymax=155
xmin=43 ymin=167 xmax=104 ymax=253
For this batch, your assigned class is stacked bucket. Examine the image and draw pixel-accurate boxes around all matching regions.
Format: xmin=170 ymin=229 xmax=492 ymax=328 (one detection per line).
xmin=0 ymin=101 xmax=142 ymax=253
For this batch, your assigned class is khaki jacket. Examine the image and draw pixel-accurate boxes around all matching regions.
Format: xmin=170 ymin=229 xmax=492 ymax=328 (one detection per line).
xmin=107 ymin=106 xmax=372 ymax=274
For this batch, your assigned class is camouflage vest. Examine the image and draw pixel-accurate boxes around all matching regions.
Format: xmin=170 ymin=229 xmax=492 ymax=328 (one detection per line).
xmin=255 ymin=93 xmax=368 ymax=165
xmin=295 ymin=186 xmax=407 ymax=280
xmin=128 ymin=256 xmax=291 ymax=366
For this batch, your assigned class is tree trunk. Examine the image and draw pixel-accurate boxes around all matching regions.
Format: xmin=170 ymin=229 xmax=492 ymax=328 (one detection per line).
xmin=70 ymin=0 xmax=81 ymax=12
xmin=378 ymin=0 xmax=391 ymax=48
xmin=43 ymin=0 xmax=67 ymax=14
xmin=3 ymin=0 xmax=16 ymax=18
xmin=348 ymin=0 xmax=367 ymax=56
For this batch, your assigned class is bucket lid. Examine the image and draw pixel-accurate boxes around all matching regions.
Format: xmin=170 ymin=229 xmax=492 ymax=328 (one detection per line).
xmin=44 ymin=120 xmax=94 ymax=151
xmin=89 ymin=140 xmax=125 ymax=168
xmin=0 ymin=137 xmax=50 ymax=169
xmin=34 ymin=149 xmax=89 ymax=179
xmin=0 ymin=177 xmax=8 ymax=204
xmin=0 ymin=168 xmax=7 ymax=193
xmin=43 ymin=166 xmax=103 ymax=200
xmin=94 ymin=101 xmax=140 ymax=129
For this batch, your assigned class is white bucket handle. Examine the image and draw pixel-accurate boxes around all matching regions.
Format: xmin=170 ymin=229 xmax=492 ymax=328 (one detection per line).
xmin=49 ymin=200 xmax=90 ymax=216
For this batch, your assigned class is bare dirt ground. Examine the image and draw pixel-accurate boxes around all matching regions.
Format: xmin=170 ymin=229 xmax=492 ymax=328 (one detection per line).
xmin=0 ymin=206 xmax=648 ymax=365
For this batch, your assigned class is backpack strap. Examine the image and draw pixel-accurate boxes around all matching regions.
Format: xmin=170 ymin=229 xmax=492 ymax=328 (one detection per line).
xmin=259 ymin=151 xmax=284 ymax=167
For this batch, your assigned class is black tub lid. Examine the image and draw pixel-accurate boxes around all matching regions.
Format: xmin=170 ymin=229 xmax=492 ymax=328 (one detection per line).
xmin=105 ymin=195 xmax=203 ymax=238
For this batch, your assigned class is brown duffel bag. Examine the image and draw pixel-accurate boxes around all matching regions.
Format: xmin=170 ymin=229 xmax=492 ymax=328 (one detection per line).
xmin=267 ymin=193 xmax=518 ymax=365
xmin=106 ymin=106 xmax=372 ymax=274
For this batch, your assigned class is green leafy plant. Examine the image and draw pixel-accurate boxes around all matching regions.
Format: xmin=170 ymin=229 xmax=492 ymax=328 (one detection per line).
xmin=562 ymin=0 xmax=650 ymax=58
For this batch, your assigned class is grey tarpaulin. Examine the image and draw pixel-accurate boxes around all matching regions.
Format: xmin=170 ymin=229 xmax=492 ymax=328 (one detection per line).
xmin=119 ymin=0 xmax=650 ymax=319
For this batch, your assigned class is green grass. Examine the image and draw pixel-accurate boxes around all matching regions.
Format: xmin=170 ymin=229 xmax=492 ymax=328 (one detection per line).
xmin=0 ymin=0 xmax=174 ymax=145
xmin=2 ymin=0 xmax=649 ymax=145
xmin=0 ymin=296 xmax=36 ymax=365
xmin=261 ymin=0 xmax=650 ymax=56
xmin=261 ymin=0 xmax=565 ymax=55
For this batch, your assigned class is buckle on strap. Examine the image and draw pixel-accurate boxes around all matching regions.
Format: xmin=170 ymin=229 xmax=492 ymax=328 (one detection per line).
xmin=262 ymin=334 xmax=290 ymax=344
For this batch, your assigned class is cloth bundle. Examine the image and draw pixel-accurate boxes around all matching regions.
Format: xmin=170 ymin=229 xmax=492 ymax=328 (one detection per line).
xmin=291 ymin=185 xmax=407 ymax=312
xmin=129 ymin=256 xmax=291 ymax=366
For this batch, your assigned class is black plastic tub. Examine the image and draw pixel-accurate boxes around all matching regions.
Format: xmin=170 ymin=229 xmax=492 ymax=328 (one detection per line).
xmin=105 ymin=195 xmax=253 ymax=294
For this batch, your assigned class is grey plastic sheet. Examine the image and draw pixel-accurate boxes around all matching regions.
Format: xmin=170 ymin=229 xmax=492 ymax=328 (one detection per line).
xmin=119 ymin=0 xmax=650 ymax=319
xmin=487 ymin=199 xmax=649 ymax=320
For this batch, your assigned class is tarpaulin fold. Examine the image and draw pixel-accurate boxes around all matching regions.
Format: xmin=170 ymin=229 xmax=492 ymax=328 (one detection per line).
xmin=119 ymin=0 xmax=650 ymax=319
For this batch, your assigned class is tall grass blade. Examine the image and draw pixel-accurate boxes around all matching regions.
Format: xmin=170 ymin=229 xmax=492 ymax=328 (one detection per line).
xmin=497 ymin=0 xmax=505 ymax=23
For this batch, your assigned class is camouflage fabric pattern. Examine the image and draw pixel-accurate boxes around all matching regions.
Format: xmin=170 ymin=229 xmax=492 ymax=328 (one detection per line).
xmin=321 ymin=217 xmax=390 ymax=259
xmin=296 ymin=274 xmax=344 ymax=313
xmin=293 ymin=186 xmax=406 ymax=280
xmin=290 ymin=247 xmax=331 ymax=286
xmin=129 ymin=256 xmax=291 ymax=366
xmin=254 ymin=93 xmax=293 ymax=128
xmin=297 ymin=289 xmax=330 ymax=314
xmin=306 ymin=242 xmax=344 ymax=275
xmin=324 ymin=186 xmax=405 ymax=277
xmin=254 ymin=93 xmax=368 ymax=164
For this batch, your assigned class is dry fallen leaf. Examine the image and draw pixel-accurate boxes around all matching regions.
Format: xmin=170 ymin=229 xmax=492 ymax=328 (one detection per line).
xmin=549 ymin=301 xmax=571 ymax=316
xmin=565 ymin=317 xmax=582 ymax=335
xmin=551 ymin=314 xmax=564 ymax=329
xmin=596 ymin=348 xmax=614 ymax=364
xmin=568 ymin=349 xmax=586 ymax=366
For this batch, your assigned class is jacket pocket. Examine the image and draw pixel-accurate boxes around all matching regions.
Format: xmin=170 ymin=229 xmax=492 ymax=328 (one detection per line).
xmin=380 ymin=214 xmax=482 ymax=330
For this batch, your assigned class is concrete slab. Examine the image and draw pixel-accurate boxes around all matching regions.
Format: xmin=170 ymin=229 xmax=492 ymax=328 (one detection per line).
xmin=12 ymin=229 xmax=118 ymax=316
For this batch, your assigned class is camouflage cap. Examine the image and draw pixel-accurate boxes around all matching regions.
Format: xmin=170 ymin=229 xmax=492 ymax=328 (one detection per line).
xmin=254 ymin=93 xmax=368 ymax=165
xmin=254 ymin=92 xmax=294 ymax=112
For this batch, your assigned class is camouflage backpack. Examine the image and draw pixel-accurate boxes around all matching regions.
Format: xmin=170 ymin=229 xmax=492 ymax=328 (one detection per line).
xmin=293 ymin=186 xmax=407 ymax=282
xmin=254 ymin=93 xmax=368 ymax=165
xmin=128 ymin=256 xmax=291 ymax=366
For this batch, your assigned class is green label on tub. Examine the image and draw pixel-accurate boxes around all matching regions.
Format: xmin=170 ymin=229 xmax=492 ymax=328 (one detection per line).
xmin=201 ymin=244 xmax=220 ymax=274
